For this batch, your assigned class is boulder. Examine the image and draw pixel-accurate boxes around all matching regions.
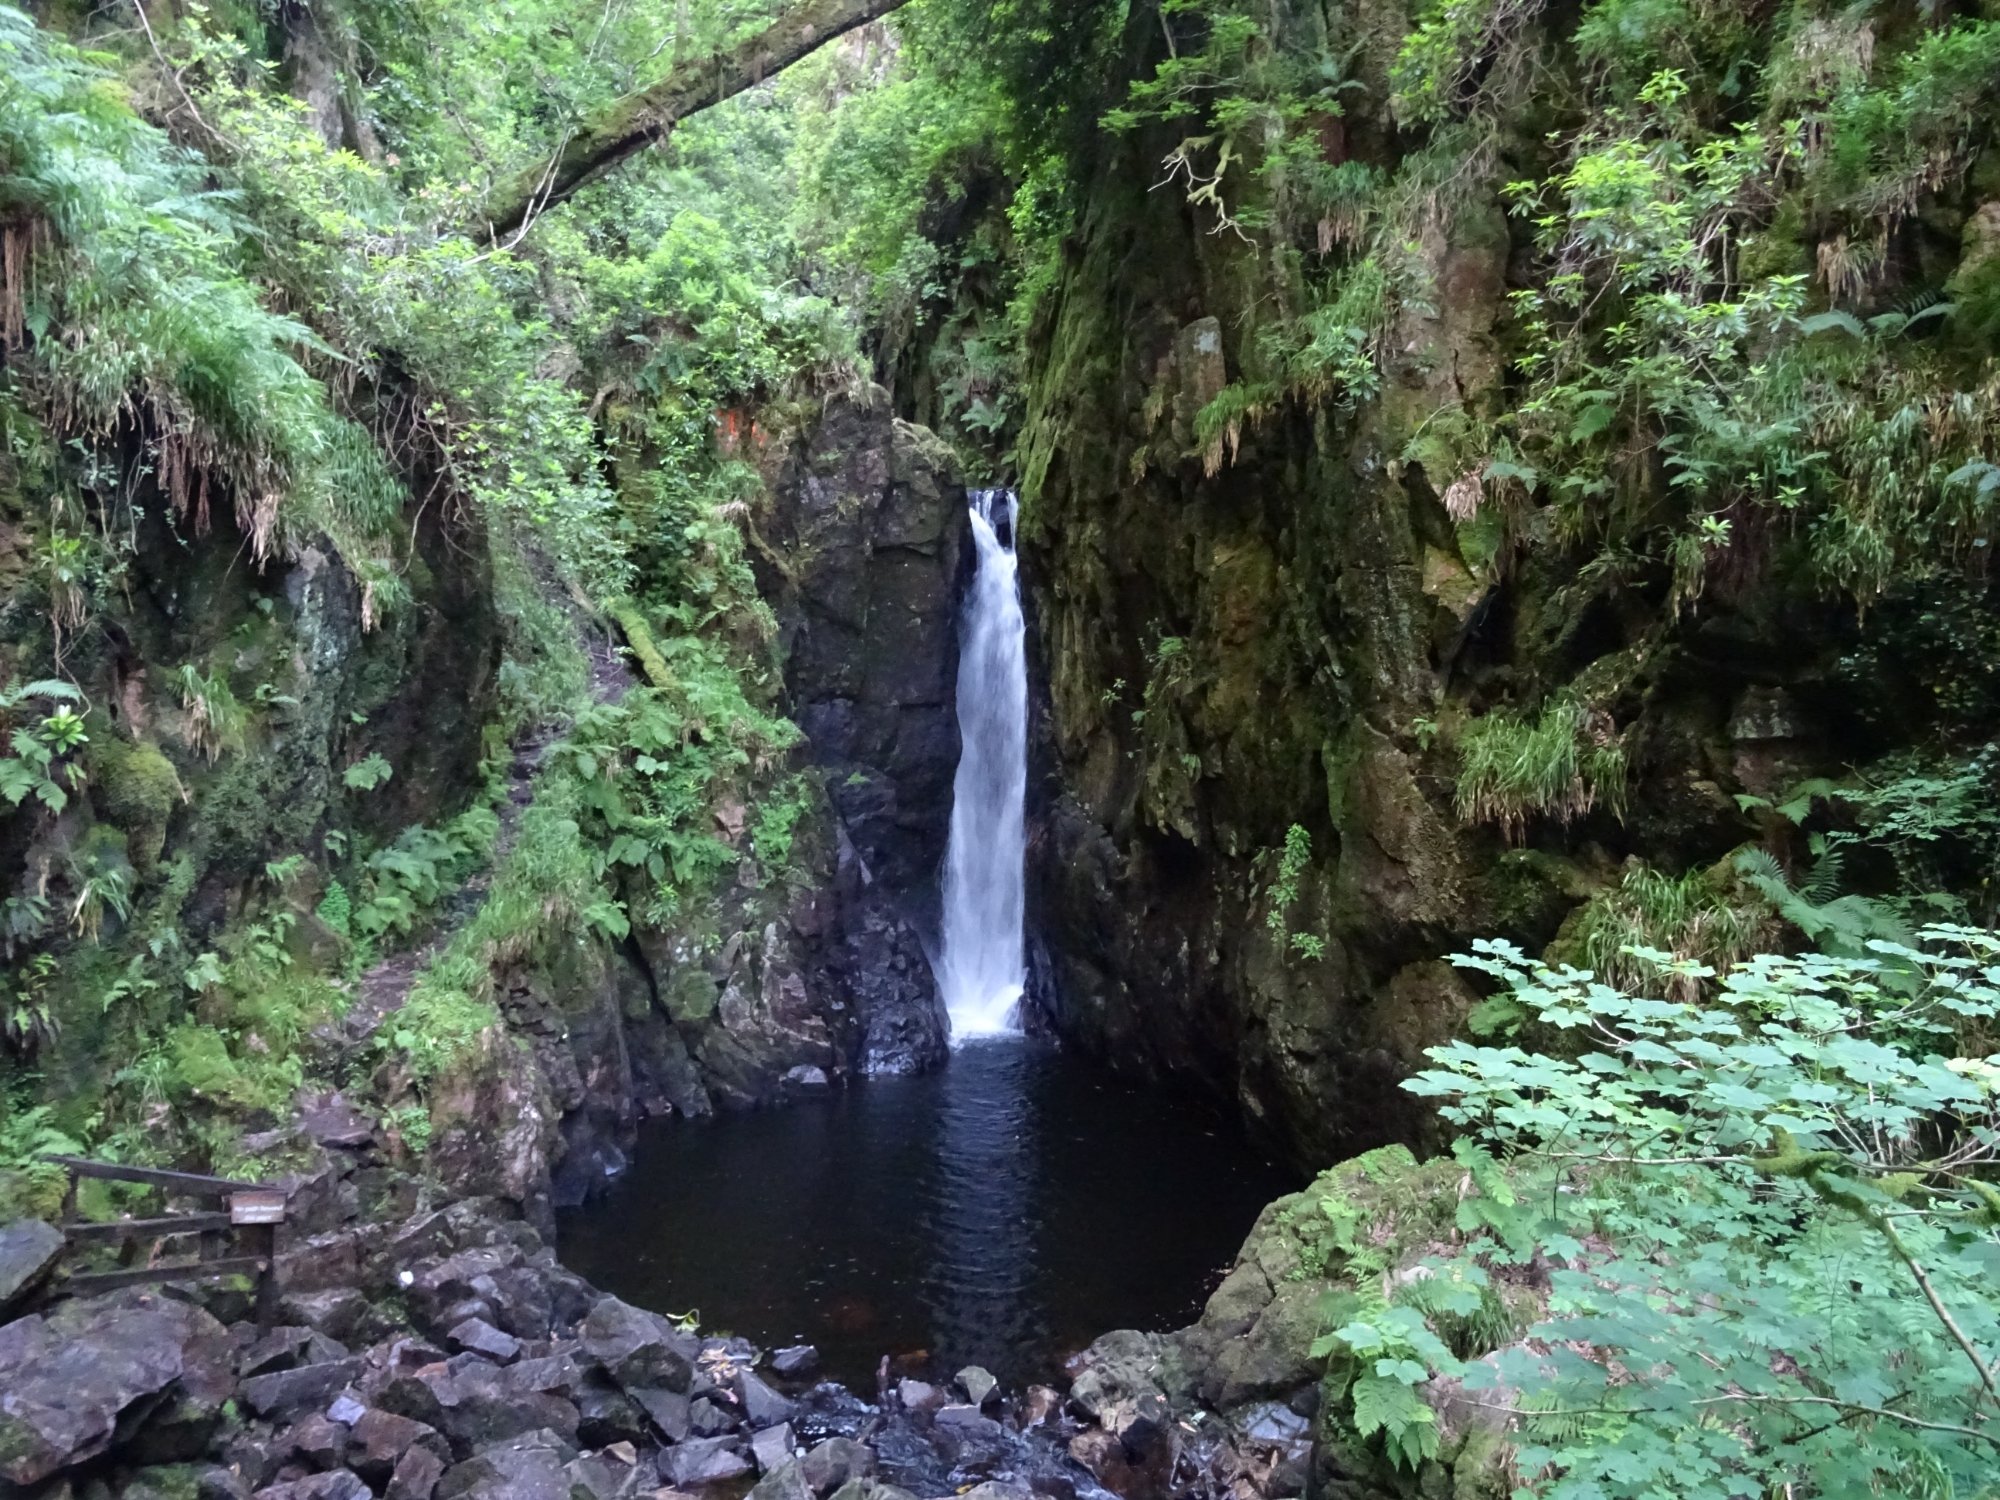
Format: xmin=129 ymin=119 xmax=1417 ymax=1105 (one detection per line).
xmin=736 ymin=1369 xmax=795 ymax=1426
xmin=748 ymin=1458 xmax=813 ymax=1500
xmin=769 ymin=1344 xmax=819 ymax=1378
xmin=448 ymin=1317 xmax=523 ymax=1364
xmin=279 ymin=1287 xmax=374 ymax=1344
xmin=580 ymin=1296 xmax=697 ymax=1392
xmin=661 ymin=1436 xmax=753 ymax=1487
xmin=0 ymin=1291 xmax=231 ymax=1486
xmin=256 ymin=1471 xmax=374 ymax=1500
xmin=630 ymin=1384 xmax=692 ymax=1441
xmin=954 ymin=1365 xmax=999 ymax=1409
xmin=435 ymin=1429 xmax=575 ymax=1500
xmin=389 ymin=1444 xmax=449 ymax=1500
xmin=241 ymin=1358 xmax=371 ymax=1419
xmin=567 ymin=1448 xmax=649 ymax=1500
xmin=349 ymin=1407 xmax=451 ymax=1487
xmin=751 ymin=1421 xmax=796 ymax=1473
xmin=0 ymin=1218 xmax=63 ymax=1313
xmin=798 ymin=1436 xmax=872 ymax=1496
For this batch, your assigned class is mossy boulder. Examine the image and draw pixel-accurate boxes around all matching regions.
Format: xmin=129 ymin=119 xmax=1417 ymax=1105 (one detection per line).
xmin=86 ymin=731 xmax=181 ymax=875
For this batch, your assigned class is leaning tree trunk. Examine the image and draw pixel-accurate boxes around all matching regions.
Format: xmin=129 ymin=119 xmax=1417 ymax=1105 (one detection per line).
xmin=484 ymin=0 xmax=910 ymax=241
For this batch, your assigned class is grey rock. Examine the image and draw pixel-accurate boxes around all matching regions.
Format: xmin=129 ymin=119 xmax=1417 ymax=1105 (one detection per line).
xmin=748 ymin=1458 xmax=812 ymax=1500
xmin=799 ymin=1436 xmax=872 ymax=1497
xmin=895 ymin=1379 xmax=943 ymax=1413
xmin=448 ymin=1317 xmax=523 ymax=1364
xmin=241 ymin=1326 xmax=351 ymax=1378
xmin=782 ymin=1065 xmax=830 ymax=1089
xmin=960 ymin=1485 xmax=1032 ymax=1500
xmin=327 ymin=1392 xmax=368 ymax=1426
xmin=350 ymin=1407 xmax=451 ymax=1486
xmin=279 ymin=1287 xmax=374 ymax=1343
xmin=932 ymin=1404 xmax=1002 ymax=1438
xmin=769 ymin=1344 xmax=818 ymax=1378
xmin=631 ymin=1385 xmax=692 ymax=1442
xmin=568 ymin=1449 xmax=648 ymax=1500
xmin=437 ymin=1432 xmax=574 ymax=1500
xmin=0 ymin=1218 xmax=63 ymax=1312
xmin=662 ymin=1436 xmax=753 ymax=1487
xmin=954 ymin=1365 xmax=999 ymax=1409
xmin=256 ymin=1471 xmax=373 ymax=1500
xmin=0 ymin=1292 xmax=231 ymax=1486
xmin=737 ymin=1370 xmax=794 ymax=1427
xmin=580 ymin=1296 xmax=697 ymax=1393
xmin=689 ymin=1396 xmax=736 ymax=1435
xmin=389 ymin=1444 xmax=448 ymax=1500
xmin=278 ymin=1412 xmax=349 ymax=1470
xmin=242 ymin=1358 xmax=371 ymax=1419
xmin=1235 ymin=1401 xmax=1309 ymax=1447
xmin=751 ymin=1421 xmax=796 ymax=1474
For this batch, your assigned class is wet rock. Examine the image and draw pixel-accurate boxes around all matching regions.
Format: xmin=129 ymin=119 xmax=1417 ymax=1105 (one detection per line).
xmin=783 ymin=1065 xmax=831 ymax=1090
xmin=1234 ymin=1402 xmax=1308 ymax=1447
xmin=960 ymin=1484 xmax=1033 ymax=1500
xmin=428 ymin=1364 xmax=581 ymax=1454
xmin=1020 ymin=1386 xmax=1062 ymax=1429
xmin=581 ymin=1296 xmax=697 ymax=1392
xmin=799 ymin=1436 xmax=872 ymax=1496
xmin=278 ymin=1412 xmax=350 ymax=1470
xmin=575 ymin=1376 xmax=653 ymax=1447
xmin=389 ymin=1444 xmax=448 ymax=1500
xmin=568 ymin=1448 xmax=649 ymax=1500
xmin=894 ymin=1379 xmax=944 ymax=1414
xmin=0 ymin=1218 xmax=63 ymax=1313
xmin=954 ymin=1365 xmax=999 ymax=1409
xmin=256 ymin=1470 xmax=374 ymax=1500
xmin=1100 ymin=1392 xmax=1171 ymax=1453
xmin=448 ymin=1317 xmax=522 ymax=1364
xmin=278 ymin=1288 xmax=376 ymax=1344
xmin=242 ymin=1357 xmax=371 ymax=1418
xmin=630 ymin=1385 xmax=693 ymax=1441
xmin=0 ymin=1292 xmax=231 ymax=1486
xmin=350 ymin=1407 xmax=451 ymax=1487
xmin=661 ymin=1436 xmax=753 ymax=1487
xmin=749 ymin=1458 xmax=813 ymax=1500
xmin=436 ymin=1428 xmax=575 ymax=1500
xmin=299 ymin=1090 xmax=378 ymax=1149
xmin=770 ymin=1344 xmax=819 ymax=1378
xmin=241 ymin=1326 xmax=351 ymax=1378
xmin=738 ymin=1369 xmax=795 ymax=1426
xmin=932 ymin=1404 xmax=1002 ymax=1440
xmin=689 ymin=1396 xmax=737 ymax=1436
xmin=752 ymin=1421 xmax=797 ymax=1473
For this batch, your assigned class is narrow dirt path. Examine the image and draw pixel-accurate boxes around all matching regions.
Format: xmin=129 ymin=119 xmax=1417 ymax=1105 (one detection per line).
xmin=343 ymin=627 xmax=636 ymax=1041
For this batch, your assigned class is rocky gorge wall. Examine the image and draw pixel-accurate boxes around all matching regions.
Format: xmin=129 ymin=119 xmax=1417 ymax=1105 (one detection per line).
xmin=1009 ymin=0 xmax=2000 ymax=1169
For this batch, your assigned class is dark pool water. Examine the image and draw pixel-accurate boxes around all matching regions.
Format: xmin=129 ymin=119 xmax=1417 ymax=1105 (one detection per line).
xmin=557 ymin=1037 xmax=1299 ymax=1392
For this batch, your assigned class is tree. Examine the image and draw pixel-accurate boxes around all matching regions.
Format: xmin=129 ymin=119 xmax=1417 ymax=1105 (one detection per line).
xmin=484 ymin=0 xmax=912 ymax=240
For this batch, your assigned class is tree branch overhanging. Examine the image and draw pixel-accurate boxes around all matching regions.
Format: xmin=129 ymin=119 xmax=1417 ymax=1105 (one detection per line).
xmin=483 ymin=0 xmax=910 ymax=242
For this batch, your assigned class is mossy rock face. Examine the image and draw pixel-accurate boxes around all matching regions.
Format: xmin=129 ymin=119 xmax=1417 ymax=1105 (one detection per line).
xmin=86 ymin=731 xmax=181 ymax=875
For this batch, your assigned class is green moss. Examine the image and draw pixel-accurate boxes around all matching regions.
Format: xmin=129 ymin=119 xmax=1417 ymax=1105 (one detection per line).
xmin=87 ymin=731 xmax=182 ymax=875
xmin=608 ymin=599 xmax=675 ymax=690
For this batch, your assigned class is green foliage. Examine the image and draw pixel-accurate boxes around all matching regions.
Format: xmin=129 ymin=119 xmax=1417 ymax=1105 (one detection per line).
xmin=0 ymin=678 xmax=87 ymax=813
xmin=1454 ymin=699 xmax=1627 ymax=840
xmin=1264 ymin=823 xmax=1326 ymax=963
xmin=1348 ymin=930 xmax=2000 ymax=1496
xmin=0 ymin=6 xmax=405 ymax=575
xmin=174 ymin=665 xmax=247 ymax=764
xmin=1557 ymin=863 xmax=1773 ymax=1000
xmin=0 ymin=1093 xmax=86 ymax=1219
xmin=342 ymin=754 xmax=394 ymax=793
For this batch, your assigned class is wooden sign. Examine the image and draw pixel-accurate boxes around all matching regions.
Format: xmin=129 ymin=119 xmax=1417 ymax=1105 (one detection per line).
xmin=229 ymin=1190 xmax=287 ymax=1226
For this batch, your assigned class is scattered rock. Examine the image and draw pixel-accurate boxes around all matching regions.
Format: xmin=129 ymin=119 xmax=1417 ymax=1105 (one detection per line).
xmin=242 ymin=1358 xmax=371 ymax=1419
xmin=751 ymin=1420 xmax=796 ymax=1473
xmin=0 ymin=1292 xmax=231 ymax=1486
xmin=448 ymin=1316 xmax=523 ymax=1364
xmin=581 ymin=1296 xmax=698 ymax=1392
xmin=278 ymin=1412 xmax=350 ymax=1470
xmin=769 ymin=1344 xmax=819 ymax=1378
xmin=689 ymin=1396 xmax=736 ymax=1436
xmin=661 ymin=1435 xmax=753 ymax=1487
xmin=894 ymin=1378 xmax=944 ymax=1413
xmin=954 ymin=1365 xmax=999 ymax=1409
xmin=1020 ymin=1385 xmax=1062 ymax=1429
xmin=932 ymin=1404 xmax=1003 ymax=1439
xmin=327 ymin=1391 xmax=368 ymax=1426
xmin=241 ymin=1325 xmax=351 ymax=1378
xmin=350 ymin=1407 xmax=451 ymax=1486
xmin=435 ymin=1428 xmax=575 ymax=1500
xmin=737 ymin=1369 xmax=795 ymax=1426
xmin=630 ymin=1384 xmax=693 ymax=1441
xmin=799 ymin=1436 xmax=872 ymax=1496
xmin=257 ymin=1470 xmax=374 ymax=1500
xmin=299 ymin=1090 xmax=378 ymax=1149
xmin=0 ymin=1218 xmax=64 ymax=1312
xmin=389 ymin=1444 xmax=448 ymax=1500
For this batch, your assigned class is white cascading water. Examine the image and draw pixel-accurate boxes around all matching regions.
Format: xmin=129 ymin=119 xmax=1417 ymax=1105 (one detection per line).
xmin=937 ymin=489 xmax=1028 ymax=1040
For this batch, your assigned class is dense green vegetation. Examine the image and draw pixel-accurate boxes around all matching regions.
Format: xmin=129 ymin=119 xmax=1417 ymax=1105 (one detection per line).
xmin=1 ymin=0 xmax=1998 ymax=1494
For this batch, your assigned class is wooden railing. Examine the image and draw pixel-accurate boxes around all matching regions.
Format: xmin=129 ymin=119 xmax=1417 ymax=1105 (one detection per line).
xmin=43 ymin=1155 xmax=287 ymax=1322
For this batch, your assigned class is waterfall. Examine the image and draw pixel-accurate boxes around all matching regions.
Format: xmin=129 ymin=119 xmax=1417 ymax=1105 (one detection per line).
xmin=937 ymin=489 xmax=1028 ymax=1040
